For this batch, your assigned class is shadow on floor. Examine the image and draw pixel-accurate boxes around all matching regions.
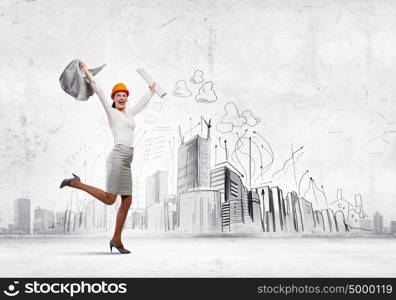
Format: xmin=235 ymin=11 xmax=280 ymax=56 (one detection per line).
xmin=64 ymin=251 xmax=126 ymax=255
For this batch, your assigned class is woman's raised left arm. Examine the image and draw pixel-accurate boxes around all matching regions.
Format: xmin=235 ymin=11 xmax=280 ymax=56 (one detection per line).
xmin=129 ymin=83 xmax=156 ymax=117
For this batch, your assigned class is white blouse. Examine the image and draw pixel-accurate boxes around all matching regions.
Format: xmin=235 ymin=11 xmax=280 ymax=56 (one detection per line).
xmin=87 ymin=73 xmax=153 ymax=148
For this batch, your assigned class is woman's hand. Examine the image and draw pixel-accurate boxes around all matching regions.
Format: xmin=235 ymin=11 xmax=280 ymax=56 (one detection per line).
xmin=79 ymin=60 xmax=88 ymax=70
xmin=79 ymin=60 xmax=91 ymax=76
xmin=149 ymin=82 xmax=156 ymax=95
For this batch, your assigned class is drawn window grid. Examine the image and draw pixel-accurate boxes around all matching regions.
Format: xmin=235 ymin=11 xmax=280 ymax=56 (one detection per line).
xmin=230 ymin=180 xmax=239 ymax=197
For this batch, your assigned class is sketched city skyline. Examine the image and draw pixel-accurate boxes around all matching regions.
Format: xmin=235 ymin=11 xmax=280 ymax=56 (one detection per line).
xmin=3 ymin=114 xmax=394 ymax=236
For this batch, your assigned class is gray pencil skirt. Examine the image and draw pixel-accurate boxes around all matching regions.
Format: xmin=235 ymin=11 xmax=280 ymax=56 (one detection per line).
xmin=106 ymin=144 xmax=134 ymax=195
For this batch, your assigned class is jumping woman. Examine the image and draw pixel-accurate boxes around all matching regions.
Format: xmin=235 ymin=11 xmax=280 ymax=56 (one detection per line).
xmin=60 ymin=61 xmax=156 ymax=254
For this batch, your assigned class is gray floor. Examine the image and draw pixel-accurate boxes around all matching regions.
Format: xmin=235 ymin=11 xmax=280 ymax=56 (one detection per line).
xmin=0 ymin=235 xmax=395 ymax=277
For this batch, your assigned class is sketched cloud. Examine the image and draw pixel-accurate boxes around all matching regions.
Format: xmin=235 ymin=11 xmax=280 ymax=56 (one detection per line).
xmin=241 ymin=110 xmax=260 ymax=127
xmin=190 ymin=70 xmax=204 ymax=84
xmin=195 ymin=81 xmax=217 ymax=103
xmin=215 ymin=102 xmax=248 ymax=133
xmin=216 ymin=122 xmax=233 ymax=133
xmin=222 ymin=102 xmax=246 ymax=127
xmin=173 ymin=80 xmax=192 ymax=97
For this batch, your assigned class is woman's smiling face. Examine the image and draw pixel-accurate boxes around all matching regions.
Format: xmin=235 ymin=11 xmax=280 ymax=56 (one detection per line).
xmin=113 ymin=92 xmax=128 ymax=110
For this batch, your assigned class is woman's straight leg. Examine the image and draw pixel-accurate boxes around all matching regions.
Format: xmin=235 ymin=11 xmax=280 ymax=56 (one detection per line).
xmin=112 ymin=195 xmax=132 ymax=245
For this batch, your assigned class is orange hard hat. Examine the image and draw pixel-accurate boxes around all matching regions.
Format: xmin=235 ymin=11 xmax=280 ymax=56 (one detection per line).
xmin=111 ymin=83 xmax=129 ymax=99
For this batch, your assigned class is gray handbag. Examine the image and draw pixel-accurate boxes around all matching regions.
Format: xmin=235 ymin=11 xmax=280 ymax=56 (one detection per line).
xmin=59 ymin=59 xmax=106 ymax=101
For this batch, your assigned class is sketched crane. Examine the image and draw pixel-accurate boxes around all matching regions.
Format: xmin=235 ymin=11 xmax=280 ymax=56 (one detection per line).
xmin=178 ymin=126 xmax=185 ymax=145
xmin=202 ymin=117 xmax=211 ymax=140
xmin=179 ymin=117 xmax=211 ymax=144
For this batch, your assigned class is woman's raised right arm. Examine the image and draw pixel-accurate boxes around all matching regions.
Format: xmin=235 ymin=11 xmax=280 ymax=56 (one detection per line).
xmin=80 ymin=61 xmax=113 ymax=121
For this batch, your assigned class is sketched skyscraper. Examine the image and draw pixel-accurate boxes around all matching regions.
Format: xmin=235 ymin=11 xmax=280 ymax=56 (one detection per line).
xmin=14 ymin=198 xmax=31 ymax=234
xmin=145 ymin=171 xmax=170 ymax=231
xmin=247 ymin=189 xmax=262 ymax=227
xmin=33 ymin=207 xmax=55 ymax=234
xmin=210 ymin=166 xmax=243 ymax=231
xmin=300 ymin=197 xmax=316 ymax=231
xmin=209 ymin=164 xmax=263 ymax=232
xmin=146 ymin=170 xmax=169 ymax=208
xmin=178 ymin=187 xmax=222 ymax=232
xmin=270 ymin=187 xmax=286 ymax=232
xmin=373 ymin=212 xmax=384 ymax=234
xmin=177 ymin=135 xmax=210 ymax=195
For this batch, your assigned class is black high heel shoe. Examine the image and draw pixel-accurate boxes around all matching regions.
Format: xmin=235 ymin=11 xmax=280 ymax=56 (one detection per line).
xmin=109 ymin=240 xmax=131 ymax=254
xmin=59 ymin=173 xmax=81 ymax=189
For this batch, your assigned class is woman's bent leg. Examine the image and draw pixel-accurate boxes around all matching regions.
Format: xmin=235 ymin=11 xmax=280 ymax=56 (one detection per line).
xmin=69 ymin=181 xmax=117 ymax=205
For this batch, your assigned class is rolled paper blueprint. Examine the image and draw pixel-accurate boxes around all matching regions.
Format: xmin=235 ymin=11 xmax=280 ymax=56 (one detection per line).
xmin=136 ymin=68 xmax=167 ymax=98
